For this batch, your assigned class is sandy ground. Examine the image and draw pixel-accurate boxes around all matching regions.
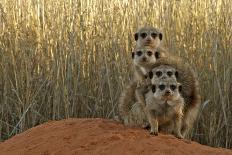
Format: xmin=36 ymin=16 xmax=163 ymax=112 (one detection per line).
xmin=0 ymin=118 xmax=231 ymax=155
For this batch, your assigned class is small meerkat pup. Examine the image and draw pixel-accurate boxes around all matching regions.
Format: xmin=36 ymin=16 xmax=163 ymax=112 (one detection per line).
xmin=149 ymin=56 xmax=201 ymax=137
xmin=145 ymin=78 xmax=184 ymax=139
xmin=134 ymin=26 xmax=163 ymax=49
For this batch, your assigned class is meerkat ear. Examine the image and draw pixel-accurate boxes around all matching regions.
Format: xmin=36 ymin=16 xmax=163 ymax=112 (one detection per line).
xmin=155 ymin=51 xmax=160 ymax=59
xmin=178 ymin=85 xmax=182 ymax=92
xmin=132 ymin=52 xmax=135 ymax=59
xmin=134 ymin=33 xmax=139 ymax=41
xmin=175 ymin=71 xmax=179 ymax=78
xmin=148 ymin=71 xmax=153 ymax=79
xmin=159 ymin=33 xmax=163 ymax=40
xmin=152 ymin=85 xmax=156 ymax=93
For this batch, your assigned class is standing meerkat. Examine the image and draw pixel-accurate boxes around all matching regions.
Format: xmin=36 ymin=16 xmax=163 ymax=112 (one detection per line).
xmin=149 ymin=56 xmax=201 ymax=137
xmin=145 ymin=78 xmax=184 ymax=139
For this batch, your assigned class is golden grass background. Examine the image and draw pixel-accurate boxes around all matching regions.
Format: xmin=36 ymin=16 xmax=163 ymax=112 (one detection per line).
xmin=0 ymin=0 xmax=231 ymax=148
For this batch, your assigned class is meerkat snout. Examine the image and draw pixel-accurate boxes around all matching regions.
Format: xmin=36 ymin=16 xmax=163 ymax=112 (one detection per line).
xmin=165 ymin=90 xmax=171 ymax=95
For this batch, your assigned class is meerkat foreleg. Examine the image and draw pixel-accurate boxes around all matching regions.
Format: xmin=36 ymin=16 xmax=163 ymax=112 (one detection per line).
xmin=173 ymin=114 xmax=184 ymax=139
xmin=145 ymin=109 xmax=158 ymax=135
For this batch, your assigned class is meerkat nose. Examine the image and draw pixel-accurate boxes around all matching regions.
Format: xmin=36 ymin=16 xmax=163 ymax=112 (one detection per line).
xmin=142 ymin=57 xmax=147 ymax=61
xmin=146 ymin=36 xmax=152 ymax=41
xmin=165 ymin=90 xmax=171 ymax=95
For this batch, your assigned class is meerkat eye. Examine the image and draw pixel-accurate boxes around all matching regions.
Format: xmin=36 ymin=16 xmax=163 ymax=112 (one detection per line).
xmin=159 ymin=84 xmax=165 ymax=90
xmin=156 ymin=71 xmax=162 ymax=77
xmin=170 ymin=85 xmax=177 ymax=91
xmin=167 ymin=71 xmax=173 ymax=77
xmin=147 ymin=51 xmax=153 ymax=56
xmin=136 ymin=51 xmax=142 ymax=56
xmin=140 ymin=33 xmax=147 ymax=38
xmin=151 ymin=33 xmax=157 ymax=39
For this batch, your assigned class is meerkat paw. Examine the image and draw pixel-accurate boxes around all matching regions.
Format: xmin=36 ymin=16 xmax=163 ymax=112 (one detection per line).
xmin=175 ymin=133 xmax=184 ymax=139
xmin=150 ymin=131 xmax=158 ymax=136
xmin=150 ymin=128 xmax=158 ymax=136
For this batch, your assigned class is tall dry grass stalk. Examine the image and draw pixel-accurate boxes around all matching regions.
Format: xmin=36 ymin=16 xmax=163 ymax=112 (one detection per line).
xmin=0 ymin=0 xmax=231 ymax=148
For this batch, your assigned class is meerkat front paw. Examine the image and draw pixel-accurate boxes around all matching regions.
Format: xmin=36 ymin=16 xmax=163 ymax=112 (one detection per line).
xmin=150 ymin=130 xmax=158 ymax=136
xmin=150 ymin=128 xmax=158 ymax=136
xmin=174 ymin=133 xmax=184 ymax=139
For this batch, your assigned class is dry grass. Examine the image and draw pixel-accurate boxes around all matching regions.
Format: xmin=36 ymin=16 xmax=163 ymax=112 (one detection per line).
xmin=0 ymin=0 xmax=231 ymax=149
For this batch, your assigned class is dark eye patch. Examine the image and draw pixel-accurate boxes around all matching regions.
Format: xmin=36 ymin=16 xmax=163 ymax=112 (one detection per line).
xmin=159 ymin=33 xmax=163 ymax=40
xmin=170 ymin=85 xmax=177 ymax=91
xmin=134 ymin=33 xmax=138 ymax=41
xmin=175 ymin=71 xmax=179 ymax=78
xmin=151 ymin=85 xmax=156 ymax=93
xmin=159 ymin=84 xmax=165 ymax=90
xmin=167 ymin=71 xmax=173 ymax=77
xmin=156 ymin=71 xmax=162 ymax=77
xmin=140 ymin=33 xmax=147 ymax=38
xmin=148 ymin=71 xmax=153 ymax=79
xmin=178 ymin=85 xmax=182 ymax=92
xmin=136 ymin=51 xmax=142 ymax=56
xmin=147 ymin=51 xmax=153 ymax=56
xmin=151 ymin=33 xmax=157 ymax=39
xmin=155 ymin=51 xmax=160 ymax=59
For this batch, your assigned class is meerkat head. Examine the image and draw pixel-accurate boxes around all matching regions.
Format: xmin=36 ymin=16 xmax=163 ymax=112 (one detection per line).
xmin=148 ymin=65 xmax=179 ymax=83
xmin=132 ymin=47 xmax=160 ymax=67
xmin=134 ymin=26 xmax=163 ymax=49
xmin=151 ymin=78 xmax=182 ymax=104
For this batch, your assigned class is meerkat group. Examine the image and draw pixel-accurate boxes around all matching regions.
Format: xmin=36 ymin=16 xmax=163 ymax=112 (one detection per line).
xmin=118 ymin=26 xmax=201 ymax=139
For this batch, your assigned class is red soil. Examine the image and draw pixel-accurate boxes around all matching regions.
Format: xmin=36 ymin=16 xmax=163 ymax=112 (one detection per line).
xmin=0 ymin=118 xmax=231 ymax=155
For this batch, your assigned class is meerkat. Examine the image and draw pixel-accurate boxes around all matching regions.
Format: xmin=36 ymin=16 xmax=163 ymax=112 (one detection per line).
xmin=145 ymin=78 xmax=184 ymax=139
xmin=132 ymin=46 xmax=167 ymax=82
xmin=148 ymin=55 xmax=201 ymax=137
xmin=134 ymin=26 xmax=163 ymax=49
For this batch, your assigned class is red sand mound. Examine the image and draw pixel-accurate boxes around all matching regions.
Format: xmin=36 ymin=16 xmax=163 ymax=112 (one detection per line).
xmin=0 ymin=118 xmax=231 ymax=155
